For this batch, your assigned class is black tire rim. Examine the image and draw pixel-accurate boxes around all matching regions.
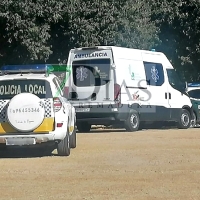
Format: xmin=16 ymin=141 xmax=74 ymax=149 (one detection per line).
xmin=130 ymin=113 xmax=138 ymax=128
xmin=181 ymin=112 xmax=190 ymax=127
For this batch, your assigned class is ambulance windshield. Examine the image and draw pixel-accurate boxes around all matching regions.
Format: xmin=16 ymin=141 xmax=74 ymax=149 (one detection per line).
xmin=167 ymin=69 xmax=186 ymax=92
xmin=72 ymin=58 xmax=111 ymax=87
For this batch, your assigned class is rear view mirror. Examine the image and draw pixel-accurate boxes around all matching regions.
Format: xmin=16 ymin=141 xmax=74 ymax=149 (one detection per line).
xmin=185 ymin=81 xmax=188 ymax=91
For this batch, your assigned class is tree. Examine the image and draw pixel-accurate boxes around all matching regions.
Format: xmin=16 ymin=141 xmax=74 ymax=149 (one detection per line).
xmin=0 ymin=0 xmax=160 ymax=65
xmin=0 ymin=0 xmax=64 ymax=65
xmin=48 ymin=0 xmax=159 ymax=63
xmin=151 ymin=0 xmax=200 ymax=81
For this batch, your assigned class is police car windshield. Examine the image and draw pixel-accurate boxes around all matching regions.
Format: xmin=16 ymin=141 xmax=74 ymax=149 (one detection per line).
xmin=72 ymin=58 xmax=111 ymax=87
xmin=0 ymin=79 xmax=52 ymax=99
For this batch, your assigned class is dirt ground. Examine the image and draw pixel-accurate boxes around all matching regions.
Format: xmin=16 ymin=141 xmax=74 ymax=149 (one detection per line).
xmin=0 ymin=128 xmax=200 ymax=200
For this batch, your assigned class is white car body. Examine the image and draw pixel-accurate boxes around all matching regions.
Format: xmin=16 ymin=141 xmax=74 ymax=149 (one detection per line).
xmin=0 ymin=71 xmax=76 ymax=154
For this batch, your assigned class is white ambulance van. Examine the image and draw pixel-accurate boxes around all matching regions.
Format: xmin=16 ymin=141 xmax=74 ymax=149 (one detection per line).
xmin=65 ymin=46 xmax=192 ymax=132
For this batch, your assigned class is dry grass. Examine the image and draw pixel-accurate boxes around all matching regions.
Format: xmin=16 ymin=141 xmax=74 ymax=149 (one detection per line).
xmin=0 ymin=128 xmax=200 ymax=200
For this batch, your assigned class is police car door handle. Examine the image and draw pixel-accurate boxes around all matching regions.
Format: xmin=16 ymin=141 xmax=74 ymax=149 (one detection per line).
xmin=169 ymin=93 xmax=171 ymax=99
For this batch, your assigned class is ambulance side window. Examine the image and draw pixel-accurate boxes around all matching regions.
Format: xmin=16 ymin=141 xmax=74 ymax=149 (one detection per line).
xmin=144 ymin=62 xmax=164 ymax=86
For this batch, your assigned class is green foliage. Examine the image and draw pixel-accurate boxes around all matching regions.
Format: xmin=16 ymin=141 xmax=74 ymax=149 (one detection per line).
xmin=48 ymin=0 xmax=159 ymax=63
xmin=113 ymin=0 xmax=159 ymax=49
xmin=0 ymin=0 xmax=200 ymax=82
xmin=0 ymin=0 xmax=159 ymax=65
xmin=151 ymin=0 xmax=200 ymax=81
xmin=0 ymin=0 xmax=64 ymax=64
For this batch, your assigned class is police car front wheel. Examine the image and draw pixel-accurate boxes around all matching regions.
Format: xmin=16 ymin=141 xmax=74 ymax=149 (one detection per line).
xmin=190 ymin=111 xmax=197 ymax=128
xmin=177 ymin=109 xmax=191 ymax=129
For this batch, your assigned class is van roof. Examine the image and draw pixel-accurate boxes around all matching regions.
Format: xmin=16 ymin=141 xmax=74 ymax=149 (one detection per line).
xmin=72 ymin=45 xmax=164 ymax=55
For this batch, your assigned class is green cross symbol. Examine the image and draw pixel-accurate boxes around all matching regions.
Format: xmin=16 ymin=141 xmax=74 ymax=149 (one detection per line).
xmin=131 ymin=72 xmax=135 ymax=80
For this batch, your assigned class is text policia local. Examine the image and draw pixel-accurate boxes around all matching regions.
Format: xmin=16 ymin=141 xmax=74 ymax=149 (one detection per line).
xmin=0 ymin=84 xmax=46 ymax=95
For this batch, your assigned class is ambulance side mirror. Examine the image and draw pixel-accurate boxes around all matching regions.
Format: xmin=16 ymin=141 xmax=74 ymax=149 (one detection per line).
xmin=111 ymin=64 xmax=116 ymax=69
xmin=185 ymin=81 xmax=188 ymax=91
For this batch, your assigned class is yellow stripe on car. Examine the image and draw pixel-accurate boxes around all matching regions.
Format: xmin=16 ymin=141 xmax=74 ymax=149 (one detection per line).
xmin=0 ymin=118 xmax=55 ymax=134
xmin=69 ymin=126 xmax=74 ymax=132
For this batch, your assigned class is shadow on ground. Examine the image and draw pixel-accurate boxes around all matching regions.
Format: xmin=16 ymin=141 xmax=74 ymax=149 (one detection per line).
xmin=78 ymin=122 xmax=180 ymax=133
xmin=0 ymin=146 xmax=55 ymax=158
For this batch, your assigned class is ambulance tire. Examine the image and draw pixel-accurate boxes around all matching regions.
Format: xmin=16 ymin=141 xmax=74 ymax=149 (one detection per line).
xmin=124 ymin=111 xmax=140 ymax=132
xmin=57 ymin=129 xmax=70 ymax=156
xmin=77 ymin=122 xmax=91 ymax=133
xmin=138 ymin=122 xmax=144 ymax=130
xmin=177 ymin=109 xmax=191 ymax=129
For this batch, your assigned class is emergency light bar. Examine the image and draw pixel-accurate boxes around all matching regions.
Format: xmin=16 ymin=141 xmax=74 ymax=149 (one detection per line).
xmin=0 ymin=64 xmax=71 ymax=76
xmin=187 ymin=82 xmax=200 ymax=87
xmin=75 ymin=46 xmax=111 ymax=51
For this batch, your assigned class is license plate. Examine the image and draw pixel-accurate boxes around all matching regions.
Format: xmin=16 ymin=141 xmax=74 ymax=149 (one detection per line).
xmin=5 ymin=137 xmax=36 ymax=146
xmin=76 ymin=108 xmax=90 ymax=112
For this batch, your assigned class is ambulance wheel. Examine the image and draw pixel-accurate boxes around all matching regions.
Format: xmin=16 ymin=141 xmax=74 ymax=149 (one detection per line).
xmin=190 ymin=111 xmax=197 ymax=128
xmin=69 ymin=124 xmax=76 ymax=148
xmin=57 ymin=130 xmax=70 ymax=156
xmin=124 ymin=111 xmax=140 ymax=132
xmin=177 ymin=109 xmax=191 ymax=129
xmin=77 ymin=122 xmax=91 ymax=133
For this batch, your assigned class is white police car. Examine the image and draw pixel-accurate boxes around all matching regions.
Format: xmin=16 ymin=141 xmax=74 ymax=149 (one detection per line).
xmin=0 ymin=64 xmax=76 ymax=156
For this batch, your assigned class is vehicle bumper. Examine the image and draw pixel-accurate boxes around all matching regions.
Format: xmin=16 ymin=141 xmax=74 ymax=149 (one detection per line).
xmin=0 ymin=126 xmax=67 ymax=146
xmin=74 ymin=104 xmax=130 ymax=124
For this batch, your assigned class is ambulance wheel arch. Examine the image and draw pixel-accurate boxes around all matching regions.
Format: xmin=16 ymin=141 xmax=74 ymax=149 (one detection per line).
xmin=117 ymin=103 xmax=141 ymax=121
xmin=182 ymin=105 xmax=192 ymax=117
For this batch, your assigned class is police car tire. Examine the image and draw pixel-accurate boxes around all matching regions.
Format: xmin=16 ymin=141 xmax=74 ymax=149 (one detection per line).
xmin=124 ymin=111 xmax=140 ymax=132
xmin=177 ymin=109 xmax=191 ymax=129
xmin=7 ymin=93 xmax=45 ymax=132
xmin=190 ymin=111 xmax=196 ymax=128
xmin=69 ymin=121 xmax=76 ymax=148
xmin=57 ymin=129 xmax=70 ymax=156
